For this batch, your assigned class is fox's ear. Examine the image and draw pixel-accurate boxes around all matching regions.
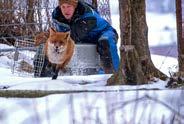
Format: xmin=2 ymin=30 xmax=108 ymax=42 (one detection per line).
xmin=64 ymin=31 xmax=70 ymax=41
xmin=49 ymin=28 xmax=56 ymax=36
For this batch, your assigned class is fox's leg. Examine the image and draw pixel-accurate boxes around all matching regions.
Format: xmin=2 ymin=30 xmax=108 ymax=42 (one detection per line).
xmin=51 ymin=64 xmax=59 ymax=80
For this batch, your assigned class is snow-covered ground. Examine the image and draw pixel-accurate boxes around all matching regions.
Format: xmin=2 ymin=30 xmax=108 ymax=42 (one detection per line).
xmin=0 ymin=54 xmax=183 ymax=123
xmin=0 ymin=44 xmax=182 ymax=124
xmin=0 ymin=1 xmax=182 ymax=124
xmin=0 ymin=34 xmax=181 ymax=123
xmin=0 ymin=54 xmax=178 ymax=90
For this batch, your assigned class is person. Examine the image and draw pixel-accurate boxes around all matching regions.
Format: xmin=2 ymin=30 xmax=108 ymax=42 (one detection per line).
xmin=34 ymin=0 xmax=120 ymax=76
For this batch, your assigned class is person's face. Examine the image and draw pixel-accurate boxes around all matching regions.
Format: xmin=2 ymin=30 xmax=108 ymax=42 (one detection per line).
xmin=60 ymin=3 xmax=75 ymax=20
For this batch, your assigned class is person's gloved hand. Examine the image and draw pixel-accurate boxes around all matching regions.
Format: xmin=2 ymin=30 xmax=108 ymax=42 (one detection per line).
xmin=53 ymin=19 xmax=70 ymax=32
xmin=72 ymin=17 xmax=97 ymax=40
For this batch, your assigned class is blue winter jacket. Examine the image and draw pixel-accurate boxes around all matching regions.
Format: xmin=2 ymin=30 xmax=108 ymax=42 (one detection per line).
xmin=52 ymin=1 xmax=120 ymax=71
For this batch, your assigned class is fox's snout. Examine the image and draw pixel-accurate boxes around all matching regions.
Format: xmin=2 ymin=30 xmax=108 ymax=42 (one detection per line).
xmin=53 ymin=44 xmax=65 ymax=54
xmin=54 ymin=46 xmax=59 ymax=53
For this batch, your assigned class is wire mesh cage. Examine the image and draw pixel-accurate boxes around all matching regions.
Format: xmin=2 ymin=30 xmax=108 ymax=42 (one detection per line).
xmin=0 ymin=0 xmax=111 ymax=77
xmin=12 ymin=39 xmax=37 ymax=77
xmin=33 ymin=43 xmax=101 ymax=77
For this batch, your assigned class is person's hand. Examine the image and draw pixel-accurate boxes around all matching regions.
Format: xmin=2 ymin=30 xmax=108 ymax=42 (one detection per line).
xmin=72 ymin=17 xmax=97 ymax=40
xmin=52 ymin=19 xmax=70 ymax=32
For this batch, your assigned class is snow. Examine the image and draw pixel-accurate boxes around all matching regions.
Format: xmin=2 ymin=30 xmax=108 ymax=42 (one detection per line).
xmin=0 ymin=46 xmax=182 ymax=124
xmin=111 ymin=13 xmax=177 ymax=47
xmin=146 ymin=12 xmax=177 ymax=46
xmin=0 ymin=2 xmax=183 ymax=124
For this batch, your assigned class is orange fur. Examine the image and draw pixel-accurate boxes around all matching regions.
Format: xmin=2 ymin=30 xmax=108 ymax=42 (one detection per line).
xmin=34 ymin=28 xmax=75 ymax=79
xmin=34 ymin=32 xmax=49 ymax=46
xmin=45 ymin=28 xmax=75 ymax=71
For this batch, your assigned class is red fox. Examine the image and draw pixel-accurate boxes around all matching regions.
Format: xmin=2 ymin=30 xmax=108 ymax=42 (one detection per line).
xmin=35 ymin=28 xmax=75 ymax=79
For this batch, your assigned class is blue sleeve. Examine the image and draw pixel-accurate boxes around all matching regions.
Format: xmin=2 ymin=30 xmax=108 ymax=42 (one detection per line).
xmin=99 ymin=29 xmax=120 ymax=72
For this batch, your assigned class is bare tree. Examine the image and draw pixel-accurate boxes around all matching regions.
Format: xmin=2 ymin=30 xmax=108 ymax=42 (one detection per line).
xmin=0 ymin=0 xmax=17 ymax=45
xmin=26 ymin=0 xmax=36 ymax=31
xmin=108 ymin=0 xmax=168 ymax=85
xmin=176 ymin=0 xmax=184 ymax=74
xmin=166 ymin=0 xmax=184 ymax=88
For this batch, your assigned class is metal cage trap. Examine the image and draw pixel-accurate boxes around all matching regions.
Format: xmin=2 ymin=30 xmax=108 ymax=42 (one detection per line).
xmin=12 ymin=40 xmax=101 ymax=77
xmin=0 ymin=0 xmax=111 ymax=77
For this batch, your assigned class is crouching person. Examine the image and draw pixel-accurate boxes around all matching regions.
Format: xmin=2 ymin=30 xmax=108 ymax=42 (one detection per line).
xmin=34 ymin=0 xmax=120 ymax=77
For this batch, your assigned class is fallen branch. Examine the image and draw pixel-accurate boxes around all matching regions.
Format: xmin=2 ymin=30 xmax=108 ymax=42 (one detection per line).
xmin=0 ymin=88 xmax=162 ymax=98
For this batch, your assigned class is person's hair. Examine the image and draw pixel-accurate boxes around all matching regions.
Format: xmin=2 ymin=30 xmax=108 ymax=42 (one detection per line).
xmin=58 ymin=0 xmax=78 ymax=8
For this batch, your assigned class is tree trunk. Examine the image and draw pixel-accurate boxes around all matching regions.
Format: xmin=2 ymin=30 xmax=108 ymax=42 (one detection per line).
xmin=176 ymin=0 xmax=184 ymax=74
xmin=26 ymin=0 xmax=35 ymax=33
xmin=0 ymin=0 xmax=16 ymax=45
xmin=107 ymin=0 xmax=168 ymax=85
xmin=36 ymin=0 xmax=43 ymax=32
